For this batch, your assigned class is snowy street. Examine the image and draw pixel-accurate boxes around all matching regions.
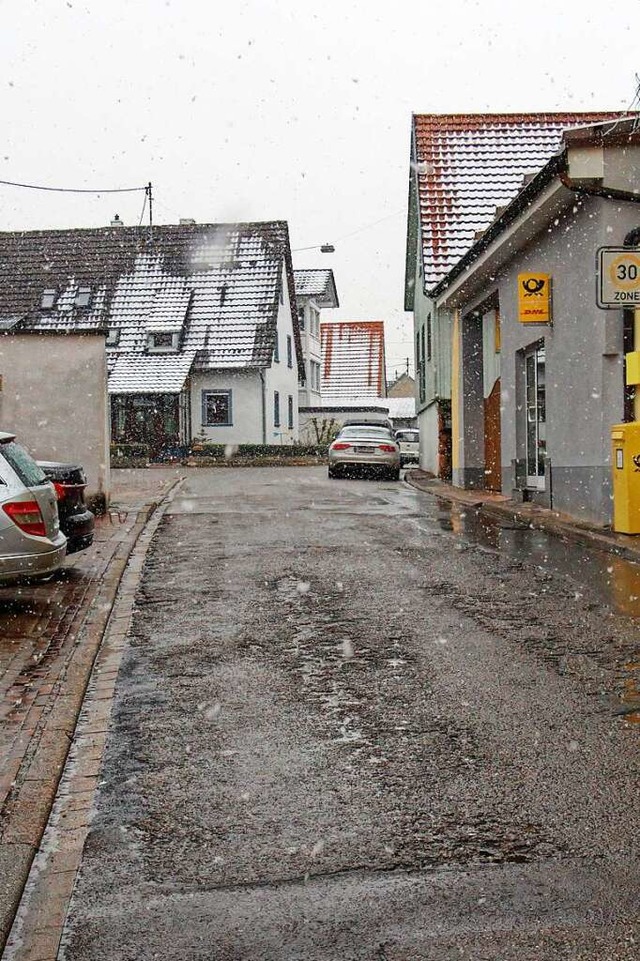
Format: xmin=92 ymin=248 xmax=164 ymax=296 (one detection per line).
xmin=50 ymin=467 xmax=640 ymax=960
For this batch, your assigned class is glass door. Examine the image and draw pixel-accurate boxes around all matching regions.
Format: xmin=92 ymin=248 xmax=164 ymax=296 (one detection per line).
xmin=525 ymin=344 xmax=546 ymax=490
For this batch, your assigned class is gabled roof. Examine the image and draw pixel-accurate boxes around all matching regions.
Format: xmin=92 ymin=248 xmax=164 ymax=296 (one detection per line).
xmin=431 ymin=115 xmax=640 ymax=301
xmin=0 ymin=221 xmax=303 ymax=391
xmin=321 ymin=321 xmax=386 ymax=399
xmin=406 ymin=112 xmax=622 ymax=302
xmin=293 ymin=269 xmax=339 ymax=308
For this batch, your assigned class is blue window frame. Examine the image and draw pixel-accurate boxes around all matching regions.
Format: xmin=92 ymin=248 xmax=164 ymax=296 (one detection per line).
xmin=287 ymin=334 xmax=293 ymax=368
xmin=288 ymin=395 xmax=294 ymax=429
xmin=202 ymin=390 xmax=232 ymax=426
xmin=274 ymin=390 xmax=280 ymax=428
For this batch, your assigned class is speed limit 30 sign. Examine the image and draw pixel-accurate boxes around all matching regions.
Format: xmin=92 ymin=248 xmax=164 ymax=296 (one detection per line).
xmin=597 ymin=247 xmax=640 ymax=308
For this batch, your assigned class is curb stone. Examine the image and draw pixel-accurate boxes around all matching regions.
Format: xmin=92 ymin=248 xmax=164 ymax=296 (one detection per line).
xmin=0 ymin=478 xmax=182 ymax=960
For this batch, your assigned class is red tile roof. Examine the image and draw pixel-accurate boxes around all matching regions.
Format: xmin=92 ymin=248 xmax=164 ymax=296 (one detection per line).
xmin=321 ymin=321 xmax=386 ymax=398
xmin=412 ymin=112 xmax=622 ymax=290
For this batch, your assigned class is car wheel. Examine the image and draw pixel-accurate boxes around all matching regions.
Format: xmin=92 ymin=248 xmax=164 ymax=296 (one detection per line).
xmin=328 ymin=466 xmax=338 ymax=479
xmin=388 ymin=468 xmax=401 ymax=481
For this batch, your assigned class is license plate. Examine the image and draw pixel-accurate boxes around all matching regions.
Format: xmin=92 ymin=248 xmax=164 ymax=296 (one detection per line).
xmin=354 ymin=446 xmax=374 ymax=453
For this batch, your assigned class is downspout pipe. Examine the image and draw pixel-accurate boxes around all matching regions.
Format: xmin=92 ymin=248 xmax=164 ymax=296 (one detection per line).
xmin=259 ymin=369 xmax=267 ymax=445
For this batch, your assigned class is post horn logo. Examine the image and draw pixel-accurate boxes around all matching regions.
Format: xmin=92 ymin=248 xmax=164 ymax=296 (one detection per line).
xmin=632 ymin=453 xmax=640 ymax=472
xmin=521 ymin=277 xmax=546 ymax=297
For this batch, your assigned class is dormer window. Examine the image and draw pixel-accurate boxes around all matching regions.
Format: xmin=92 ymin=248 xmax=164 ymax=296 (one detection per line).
xmin=106 ymin=328 xmax=120 ymax=347
xmin=148 ymin=331 xmax=179 ymax=352
xmin=41 ymin=289 xmax=57 ymax=310
xmin=75 ymin=286 xmax=92 ymax=308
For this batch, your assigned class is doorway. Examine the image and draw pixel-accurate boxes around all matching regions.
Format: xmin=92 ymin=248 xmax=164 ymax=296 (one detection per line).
xmin=524 ymin=343 xmax=546 ymax=490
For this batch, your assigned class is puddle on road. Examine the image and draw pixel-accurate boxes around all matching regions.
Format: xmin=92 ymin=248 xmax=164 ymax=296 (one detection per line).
xmin=435 ymin=500 xmax=640 ymax=618
xmin=432 ymin=500 xmax=640 ymax=726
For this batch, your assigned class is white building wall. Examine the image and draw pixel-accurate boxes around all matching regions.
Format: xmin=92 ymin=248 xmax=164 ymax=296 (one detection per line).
xmin=297 ymin=299 xmax=322 ymax=409
xmin=190 ymin=370 xmax=263 ymax=444
xmin=0 ymin=332 xmax=110 ymax=505
xmin=264 ymin=266 xmax=300 ymax=444
xmin=418 ymin=403 xmax=440 ymax=474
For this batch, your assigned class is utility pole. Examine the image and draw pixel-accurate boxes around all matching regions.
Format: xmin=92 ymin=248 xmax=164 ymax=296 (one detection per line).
xmin=146 ymin=182 xmax=153 ymax=243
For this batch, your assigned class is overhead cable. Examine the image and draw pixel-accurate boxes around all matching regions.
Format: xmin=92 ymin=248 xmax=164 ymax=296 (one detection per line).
xmin=0 ymin=178 xmax=147 ymax=194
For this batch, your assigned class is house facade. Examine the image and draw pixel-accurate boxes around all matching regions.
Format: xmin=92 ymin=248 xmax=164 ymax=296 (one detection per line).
xmin=0 ymin=221 xmax=304 ymax=455
xmin=405 ymin=112 xmax=622 ymax=481
xmin=294 ymin=269 xmax=339 ymax=411
xmin=434 ymin=118 xmax=640 ymax=525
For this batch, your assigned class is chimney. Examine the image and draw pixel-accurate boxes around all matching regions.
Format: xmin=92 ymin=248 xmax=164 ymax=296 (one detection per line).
xmin=110 ymin=214 xmax=124 ymax=227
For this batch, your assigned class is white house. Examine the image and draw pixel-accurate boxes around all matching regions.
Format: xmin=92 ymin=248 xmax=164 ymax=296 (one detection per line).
xmin=294 ymin=269 xmax=339 ymax=410
xmin=1 ymin=220 xmax=304 ymax=454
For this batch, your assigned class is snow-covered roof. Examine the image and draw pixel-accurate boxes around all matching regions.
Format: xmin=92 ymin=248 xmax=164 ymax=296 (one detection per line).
xmin=410 ymin=112 xmax=621 ymax=291
xmin=321 ymin=321 xmax=386 ymax=399
xmin=293 ymin=269 xmax=339 ymax=308
xmin=108 ymin=352 xmax=197 ymax=394
xmin=0 ymin=221 xmax=303 ymax=392
xmin=386 ymin=396 xmax=416 ymax=419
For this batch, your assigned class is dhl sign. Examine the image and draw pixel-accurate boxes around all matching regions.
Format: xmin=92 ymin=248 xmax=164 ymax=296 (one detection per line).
xmin=518 ymin=273 xmax=552 ymax=324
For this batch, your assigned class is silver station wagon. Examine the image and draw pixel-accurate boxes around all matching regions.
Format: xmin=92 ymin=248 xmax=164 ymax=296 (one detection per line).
xmin=0 ymin=432 xmax=67 ymax=583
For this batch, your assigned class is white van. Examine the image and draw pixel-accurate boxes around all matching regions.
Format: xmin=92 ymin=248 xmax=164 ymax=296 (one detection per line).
xmin=394 ymin=429 xmax=420 ymax=466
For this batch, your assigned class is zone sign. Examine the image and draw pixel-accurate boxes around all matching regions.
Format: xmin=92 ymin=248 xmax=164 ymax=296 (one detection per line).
xmin=597 ymin=247 xmax=640 ymax=308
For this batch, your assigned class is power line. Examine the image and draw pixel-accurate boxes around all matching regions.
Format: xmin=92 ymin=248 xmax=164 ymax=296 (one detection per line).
xmin=292 ymin=208 xmax=405 ymax=253
xmin=0 ymin=178 xmax=147 ymax=194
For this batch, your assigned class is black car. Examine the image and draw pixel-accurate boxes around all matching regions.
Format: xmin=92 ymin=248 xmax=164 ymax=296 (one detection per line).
xmin=38 ymin=461 xmax=95 ymax=554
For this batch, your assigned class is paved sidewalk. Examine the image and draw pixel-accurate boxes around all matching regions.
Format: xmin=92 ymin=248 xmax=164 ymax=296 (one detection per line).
xmin=0 ymin=468 xmax=183 ymax=952
xmin=405 ymin=469 xmax=640 ymax=563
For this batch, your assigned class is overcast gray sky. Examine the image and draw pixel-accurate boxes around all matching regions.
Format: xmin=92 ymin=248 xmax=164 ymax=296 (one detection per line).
xmin=2 ymin=0 xmax=639 ymax=378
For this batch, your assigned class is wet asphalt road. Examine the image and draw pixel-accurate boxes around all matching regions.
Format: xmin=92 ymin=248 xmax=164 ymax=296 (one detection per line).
xmin=61 ymin=467 xmax=640 ymax=960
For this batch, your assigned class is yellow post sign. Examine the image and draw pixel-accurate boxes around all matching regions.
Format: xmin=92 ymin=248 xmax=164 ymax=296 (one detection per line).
xmin=518 ymin=273 xmax=551 ymax=323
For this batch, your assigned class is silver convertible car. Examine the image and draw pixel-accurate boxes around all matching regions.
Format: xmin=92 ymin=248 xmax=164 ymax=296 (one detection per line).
xmin=0 ymin=432 xmax=67 ymax=583
xmin=328 ymin=425 xmax=401 ymax=480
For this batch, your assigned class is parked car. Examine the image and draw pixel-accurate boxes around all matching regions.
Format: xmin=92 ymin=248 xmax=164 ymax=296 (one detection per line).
xmin=328 ymin=425 xmax=401 ymax=480
xmin=0 ymin=432 xmax=67 ymax=583
xmin=38 ymin=462 xmax=95 ymax=554
xmin=395 ymin=429 xmax=420 ymax=466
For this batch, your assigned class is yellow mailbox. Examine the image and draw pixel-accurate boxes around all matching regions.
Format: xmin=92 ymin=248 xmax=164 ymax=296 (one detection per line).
xmin=611 ymin=422 xmax=640 ymax=533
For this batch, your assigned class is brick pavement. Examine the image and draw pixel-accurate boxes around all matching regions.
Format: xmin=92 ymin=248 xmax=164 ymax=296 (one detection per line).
xmin=0 ymin=468 xmax=183 ymax=953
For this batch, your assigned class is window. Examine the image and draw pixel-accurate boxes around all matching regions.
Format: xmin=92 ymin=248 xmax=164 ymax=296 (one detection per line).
xmin=106 ymin=328 xmax=120 ymax=347
xmin=309 ymin=360 xmax=321 ymax=392
xmin=288 ymin=394 xmax=294 ymax=429
xmin=201 ymin=390 xmax=232 ymax=426
xmin=310 ymin=308 xmax=320 ymax=337
xmin=273 ymin=333 xmax=280 ymax=363
xmin=148 ymin=331 xmax=179 ymax=352
xmin=0 ymin=441 xmax=46 ymax=488
xmin=416 ymin=327 xmax=426 ymax=402
xmin=287 ymin=334 xmax=293 ymax=368
xmin=298 ymin=305 xmax=305 ymax=330
xmin=41 ymin=289 xmax=57 ymax=309
xmin=426 ymin=312 xmax=432 ymax=362
xmin=274 ymin=390 xmax=280 ymax=427
xmin=75 ymin=286 xmax=92 ymax=308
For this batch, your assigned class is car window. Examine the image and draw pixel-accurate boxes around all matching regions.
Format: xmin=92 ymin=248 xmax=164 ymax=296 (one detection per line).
xmin=0 ymin=441 xmax=47 ymax=487
xmin=396 ymin=431 xmax=419 ymax=443
xmin=339 ymin=427 xmax=394 ymax=439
